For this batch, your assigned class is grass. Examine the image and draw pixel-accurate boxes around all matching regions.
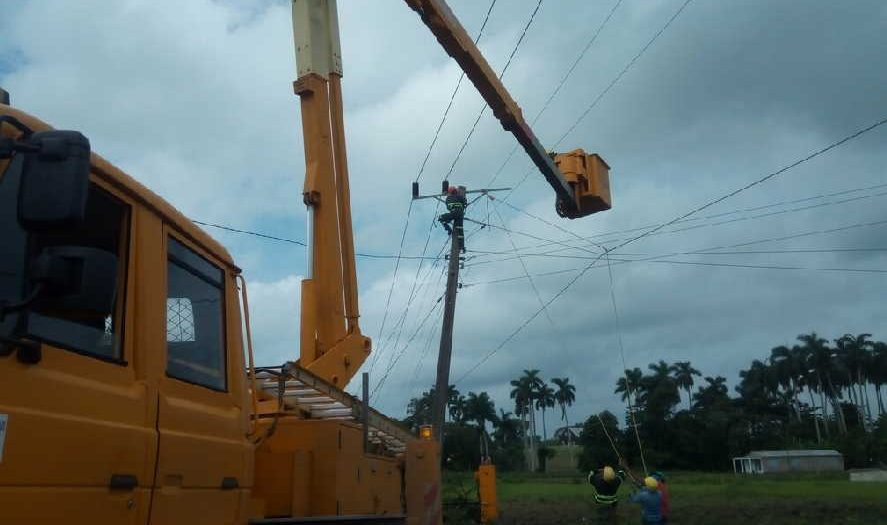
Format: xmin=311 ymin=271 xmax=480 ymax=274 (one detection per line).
xmin=443 ymin=470 xmax=887 ymax=524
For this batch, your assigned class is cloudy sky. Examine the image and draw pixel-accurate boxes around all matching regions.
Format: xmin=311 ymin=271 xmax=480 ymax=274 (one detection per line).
xmin=3 ymin=0 xmax=886 ymax=427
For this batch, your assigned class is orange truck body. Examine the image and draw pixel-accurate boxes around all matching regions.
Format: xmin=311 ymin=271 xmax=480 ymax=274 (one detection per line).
xmin=0 ymin=105 xmax=441 ymax=524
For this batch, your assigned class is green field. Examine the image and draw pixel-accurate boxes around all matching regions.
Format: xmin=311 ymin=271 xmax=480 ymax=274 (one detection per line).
xmin=443 ymin=471 xmax=887 ymax=524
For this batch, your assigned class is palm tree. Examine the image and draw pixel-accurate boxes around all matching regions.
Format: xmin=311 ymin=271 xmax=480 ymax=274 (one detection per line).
xmin=670 ymin=361 xmax=701 ymax=410
xmin=643 ymin=360 xmax=681 ymax=417
xmin=510 ymin=374 xmax=537 ymax=470
xmin=769 ymin=345 xmax=804 ymax=423
xmin=615 ymin=367 xmax=643 ymax=404
xmin=493 ymin=410 xmax=521 ymax=446
xmin=799 ymin=332 xmax=847 ymax=435
xmin=464 ymin=391 xmax=497 ymax=432
xmin=837 ymin=333 xmax=873 ymax=423
xmin=520 ymin=369 xmax=544 ymax=441
xmin=551 ymin=377 xmax=577 ymax=435
xmin=692 ymin=376 xmax=729 ymax=410
xmin=535 ymin=383 xmax=555 ymax=441
xmin=873 ymin=341 xmax=887 ymax=416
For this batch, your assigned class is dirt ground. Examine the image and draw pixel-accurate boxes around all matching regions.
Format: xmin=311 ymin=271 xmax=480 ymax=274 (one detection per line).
xmin=442 ymin=471 xmax=887 ymax=524
xmin=494 ymin=499 xmax=887 ymax=525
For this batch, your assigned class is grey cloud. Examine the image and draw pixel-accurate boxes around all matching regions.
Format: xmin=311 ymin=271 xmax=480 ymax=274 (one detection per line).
xmin=2 ymin=0 xmax=886 ymax=425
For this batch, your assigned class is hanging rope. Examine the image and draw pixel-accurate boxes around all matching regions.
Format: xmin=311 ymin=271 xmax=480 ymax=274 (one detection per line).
xmin=603 ymin=247 xmax=649 ymax=475
xmin=596 ymin=413 xmax=622 ymax=462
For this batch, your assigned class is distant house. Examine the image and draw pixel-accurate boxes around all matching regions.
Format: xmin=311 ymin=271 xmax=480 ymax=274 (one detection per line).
xmin=553 ymin=425 xmax=583 ymax=445
xmin=732 ymin=450 xmax=843 ymax=474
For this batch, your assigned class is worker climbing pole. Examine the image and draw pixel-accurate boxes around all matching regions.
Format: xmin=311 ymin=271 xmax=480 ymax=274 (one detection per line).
xmin=412 ymin=182 xmax=508 ymax=442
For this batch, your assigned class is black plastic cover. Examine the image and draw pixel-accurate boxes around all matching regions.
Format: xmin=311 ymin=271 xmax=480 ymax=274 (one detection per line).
xmin=31 ymin=246 xmax=118 ymax=316
xmin=18 ymin=130 xmax=91 ymax=231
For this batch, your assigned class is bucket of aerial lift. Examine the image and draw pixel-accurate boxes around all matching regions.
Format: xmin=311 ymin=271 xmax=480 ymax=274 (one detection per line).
xmin=554 ymin=149 xmax=611 ymax=217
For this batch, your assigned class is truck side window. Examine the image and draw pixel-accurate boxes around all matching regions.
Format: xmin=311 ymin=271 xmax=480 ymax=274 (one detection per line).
xmin=166 ymin=237 xmax=226 ymax=391
xmin=26 ymin=183 xmax=130 ymax=361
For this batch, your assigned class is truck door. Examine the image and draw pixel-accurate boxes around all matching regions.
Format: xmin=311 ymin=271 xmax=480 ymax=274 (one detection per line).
xmin=149 ymin=232 xmax=250 ymax=525
xmin=0 ymin=167 xmax=155 ymax=523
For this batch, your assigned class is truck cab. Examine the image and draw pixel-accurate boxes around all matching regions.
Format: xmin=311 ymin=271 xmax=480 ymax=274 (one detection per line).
xmin=0 ymin=100 xmax=439 ymax=525
xmin=0 ymin=105 xmax=253 ymax=524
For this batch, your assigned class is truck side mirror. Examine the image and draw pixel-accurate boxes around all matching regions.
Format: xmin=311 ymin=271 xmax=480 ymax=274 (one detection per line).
xmin=30 ymin=246 xmax=118 ymax=317
xmin=17 ymin=130 xmax=91 ymax=231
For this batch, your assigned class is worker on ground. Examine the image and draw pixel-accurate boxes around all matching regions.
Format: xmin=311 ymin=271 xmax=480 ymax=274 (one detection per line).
xmin=438 ymin=186 xmax=467 ymax=252
xmin=588 ymin=465 xmax=625 ymax=521
xmin=629 ymin=477 xmax=663 ymax=525
xmin=650 ymin=471 xmax=669 ymax=523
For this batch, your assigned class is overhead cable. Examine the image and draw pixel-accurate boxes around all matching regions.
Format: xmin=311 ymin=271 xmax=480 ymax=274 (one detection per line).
xmin=444 ymin=0 xmax=545 ymax=181
xmin=415 ymin=0 xmax=498 ymax=183
xmin=455 ymin=115 xmax=887 ymax=382
xmin=376 ymin=0 xmax=499 ymax=376
xmin=488 ymin=0 xmax=624 ymax=186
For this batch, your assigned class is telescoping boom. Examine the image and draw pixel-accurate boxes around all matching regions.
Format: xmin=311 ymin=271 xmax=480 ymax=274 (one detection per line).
xmin=405 ymin=0 xmax=612 ymax=219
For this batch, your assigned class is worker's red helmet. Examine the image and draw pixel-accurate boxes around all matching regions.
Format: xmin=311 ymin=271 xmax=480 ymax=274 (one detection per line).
xmin=448 ymin=186 xmax=458 ymax=194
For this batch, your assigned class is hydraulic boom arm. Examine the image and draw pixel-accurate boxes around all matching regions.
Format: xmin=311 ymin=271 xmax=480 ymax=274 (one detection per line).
xmin=292 ymin=0 xmax=369 ymax=387
xmin=405 ymin=0 xmax=611 ymax=219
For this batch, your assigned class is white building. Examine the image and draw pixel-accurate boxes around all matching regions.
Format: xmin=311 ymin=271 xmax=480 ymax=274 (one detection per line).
xmin=553 ymin=425 xmax=583 ymax=445
xmin=732 ymin=449 xmax=843 ymax=474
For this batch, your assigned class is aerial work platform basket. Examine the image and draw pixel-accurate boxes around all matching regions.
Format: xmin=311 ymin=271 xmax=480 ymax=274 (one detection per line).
xmin=554 ymin=149 xmax=612 ymax=216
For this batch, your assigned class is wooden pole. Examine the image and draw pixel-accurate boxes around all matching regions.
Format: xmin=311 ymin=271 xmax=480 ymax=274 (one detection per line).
xmin=432 ymin=227 xmax=462 ymax=443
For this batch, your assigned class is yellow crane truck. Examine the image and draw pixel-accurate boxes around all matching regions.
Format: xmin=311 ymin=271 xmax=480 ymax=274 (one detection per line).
xmin=0 ymin=1 xmax=609 ymax=523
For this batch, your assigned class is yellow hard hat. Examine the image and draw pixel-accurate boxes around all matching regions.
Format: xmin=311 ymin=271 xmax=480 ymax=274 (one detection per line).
xmin=644 ymin=476 xmax=659 ymax=490
xmin=602 ymin=466 xmax=616 ymax=481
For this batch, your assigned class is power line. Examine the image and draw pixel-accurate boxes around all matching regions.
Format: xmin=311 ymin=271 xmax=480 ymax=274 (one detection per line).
xmin=372 ymin=290 xmax=446 ymax=399
xmin=608 ymin=114 xmax=887 ymax=254
xmin=192 ymin=220 xmax=443 ymax=260
xmin=415 ymin=0 xmax=498 ymax=182
xmin=553 ymin=0 xmax=694 ymax=148
xmin=466 ymin=246 xmax=887 ymax=267
xmin=192 ymin=220 xmax=305 ymax=246
xmin=376 ymin=1 xmax=499 ymax=376
xmin=370 ymin=231 xmax=447 ymax=377
xmin=463 ymin=215 xmax=601 ymax=256
xmin=444 ymin=0 xmax=545 ymax=182
xmin=455 ymin=115 xmax=887 ymax=383
xmin=488 ymin=0 xmax=694 ymax=201
xmin=487 ymin=0 xmax=624 ymax=187
xmin=464 ymin=256 xmax=887 ymax=287
xmin=497 ymin=0 xmax=544 ymax=79
xmin=195 ymin=181 xmax=887 ymax=263
xmin=462 ymin=217 xmax=887 ymax=286
xmin=647 ymin=259 xmax=887 ymax=274
xmin=462 ymin=182 xmax=887 ymax=263
xmin=531 ymin=0 xmax=623 ymax=127
xmin=491 ymin=203 xmax=560 ymax=333
xmin=571 ymin=182 xmax=887 ymax=246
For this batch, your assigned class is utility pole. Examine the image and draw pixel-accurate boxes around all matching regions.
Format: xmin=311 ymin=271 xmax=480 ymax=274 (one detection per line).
xmin=431 ymin=213 xmax=462 ymax=442
xmin=412 ymin=181 xmax=508 ymax=443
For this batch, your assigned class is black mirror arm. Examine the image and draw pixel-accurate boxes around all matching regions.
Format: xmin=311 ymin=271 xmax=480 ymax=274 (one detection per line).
xmin=0 ymin=116 xmax=35 ymax=159
xmin=0 ymin=283 xmax=45 ymax=318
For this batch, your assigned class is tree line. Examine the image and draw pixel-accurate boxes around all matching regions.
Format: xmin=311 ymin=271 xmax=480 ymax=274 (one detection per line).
xmin=583 ymin=332 xmax=887 ymax=471
xmin=403 ymin=371 xmax=576 ymax=471
xmin=402 ymin=331 xmax=887 ymax=472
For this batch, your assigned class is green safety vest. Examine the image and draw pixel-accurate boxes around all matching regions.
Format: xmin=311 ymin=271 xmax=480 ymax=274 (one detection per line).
xmin=592 ymin=470 xmax=625 ymax=506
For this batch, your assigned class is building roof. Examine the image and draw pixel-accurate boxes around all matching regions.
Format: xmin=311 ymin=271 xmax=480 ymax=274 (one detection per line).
xmin=747 ymin=449 xmax=842 ymax=458
xmin=554 ymin=425 xmax=583 ymax=438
